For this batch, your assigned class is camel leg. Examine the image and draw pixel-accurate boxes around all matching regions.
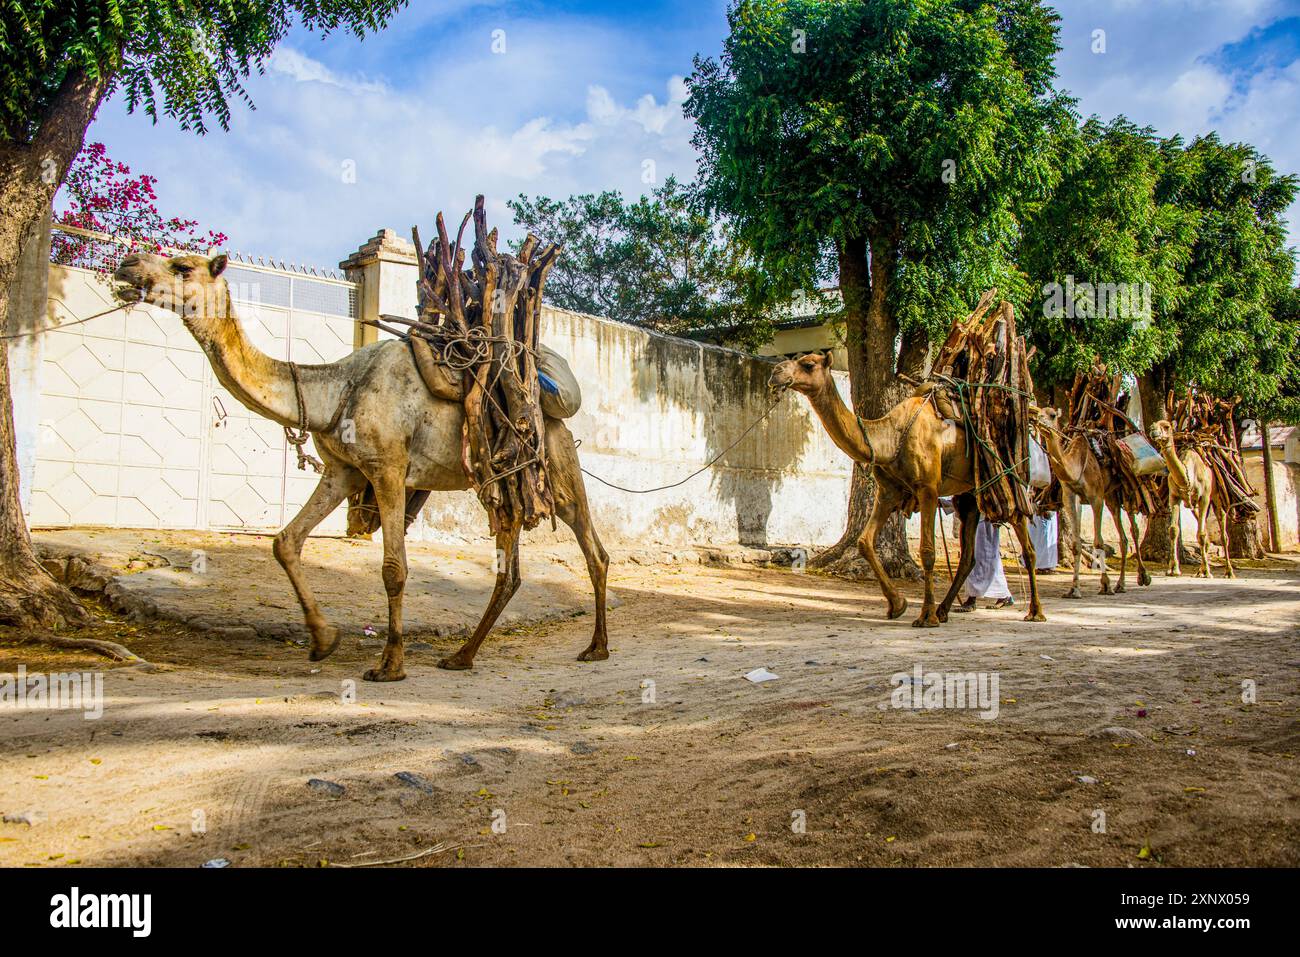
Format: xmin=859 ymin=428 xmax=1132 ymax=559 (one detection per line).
xmin=1092 ymin=496 xmax=1112 ymax=595
xmin=1009 ymin=517 xmax=1046 ymax=622
xmin=438 ymin=524 xmax=522 ymax=671
xmin=912 ymin=488 xmax=940 ymax=628
xmin=1128 ymin=510 xmax=1151 ymax=586
xmin=546 ymin=422 xmax=611 ymax=661
xmin=363 ymin=468 xmax=412 ymax=682
xmin=1109 ymin=498 xmax=1128 ymax=593
xmin=556 ymin=498 xmax=611 ymax=661
xmin=1217 ymin=504 xmax=1236 ymax=579
xmin=858 ymin=482 xmax=908 ymax=620
xmin=936 ymin=493 xmax=979 ymax=622
xmin=1167 ymin=497 xmax=1182 ymax=576
xmin=273 ymin=465 xmax=367 ymax=662
xmin=1063 ymin=489 xmax=1084 ymax=599
xmin=1195 ymin=496 xmax=1213 ymax=579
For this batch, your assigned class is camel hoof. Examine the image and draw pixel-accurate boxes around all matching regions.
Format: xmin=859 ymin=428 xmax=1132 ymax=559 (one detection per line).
xmin=886 ymin=598 xmax=908 ymax=620
xmin=936 ymin=608 xmax=951 ymax=624
xmin=363 ymin=667 xmax=406 ymax=682
xmin=1114 ymin=584 xmax=1126 ymax=594
xmin=1023 ymin=612 xmax=1047 ymax=623
xmin=436 ymin=655 xmax=473 ymax=672
xmin=1139 ymin=572 xmax=1152 ymax=587
xmin=308 ymin=626 xmax=341 ymax=662
xmin=1062 ymin=588 xmax=1082 ymax=600
xmin=911 ymin=616 xmax=940 ymax=629
xmin=1099 ymin=585 xmax=1114 ymax=596
xmin=577 ymin=645 xmax=609 ymax=662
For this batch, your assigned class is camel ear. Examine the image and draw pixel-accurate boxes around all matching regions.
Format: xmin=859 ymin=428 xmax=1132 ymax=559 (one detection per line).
xmin=209 ymin=254 xmax=228 ymax=278
xmin=822 ymin=350 xmax=834 ymax=369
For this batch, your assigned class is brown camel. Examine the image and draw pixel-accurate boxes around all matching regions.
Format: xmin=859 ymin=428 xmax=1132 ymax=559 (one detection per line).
xmin=112 ymin=251 xmax=610 ymax=680
xmin=768 ymin=352 xmax=1045 ymax=625
xmin=1034 ymin=407 xmax=1151 ymax=598
xmin=1147 ymin=419 xmax=1232 ymax=578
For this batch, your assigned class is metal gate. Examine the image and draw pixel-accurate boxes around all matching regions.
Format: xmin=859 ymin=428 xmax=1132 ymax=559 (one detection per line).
xmin=31 ymin=246 xmax=359 ymax=532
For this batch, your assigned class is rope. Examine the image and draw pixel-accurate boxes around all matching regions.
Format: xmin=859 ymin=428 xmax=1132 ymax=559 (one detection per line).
xmin=2 ymin=300 xmax=130 ymax=340
xmin=577 ymin=401 xmax=781 ymax=494
xmin=285 ymin=361 xmax=325 ymax=474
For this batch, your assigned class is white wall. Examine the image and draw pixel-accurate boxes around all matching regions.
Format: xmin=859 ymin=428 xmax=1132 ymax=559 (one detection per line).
xmin=24 ymin=258 xmax=853 ymax=550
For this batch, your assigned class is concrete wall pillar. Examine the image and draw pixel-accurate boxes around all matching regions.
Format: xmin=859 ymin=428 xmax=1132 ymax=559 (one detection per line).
xmin=339 ymin=228 xmax=419 ymax=348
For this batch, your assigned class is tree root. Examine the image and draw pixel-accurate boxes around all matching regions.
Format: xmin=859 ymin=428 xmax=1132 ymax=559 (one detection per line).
xmin=11 ymin=630 xmax=147 ymax=664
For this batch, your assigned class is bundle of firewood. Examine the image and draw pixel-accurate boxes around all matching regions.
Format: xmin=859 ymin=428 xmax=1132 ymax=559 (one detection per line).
xmin=1066 ymin=364 xmax=1160 ymax=515
xmin=366 ymin=196 xmax=560 ymax=534
xmin=930 ymin=289 xmax=1036 ymax=523
xmin=1167 ymin=390 xmax=1259 ymax=518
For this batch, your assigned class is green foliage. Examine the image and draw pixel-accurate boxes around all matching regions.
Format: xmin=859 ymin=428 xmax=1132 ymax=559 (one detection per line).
xmin=1017 ymin=116 xmax=1197 ymax=388
xmin=685 ymin=0 xmax=1075 ymax=345
xmin=1 ymin=0 xmax=407 ymax=144
xmin=1160 ymin=134 xmax=1298 ymax=415
xmin=507 ymin=177 xmax=768 ymax=344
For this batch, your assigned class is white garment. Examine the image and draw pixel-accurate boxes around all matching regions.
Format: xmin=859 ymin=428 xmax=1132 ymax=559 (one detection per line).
xmin=961 ymin=516 xmax=1012 ymax=600
xmin=1027 ymin=512 xmax=1058 ymax=570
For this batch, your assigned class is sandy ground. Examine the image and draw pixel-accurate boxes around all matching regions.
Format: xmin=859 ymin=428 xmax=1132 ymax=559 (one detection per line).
xmin=1 ymin=552 xmax=1297 ymax=868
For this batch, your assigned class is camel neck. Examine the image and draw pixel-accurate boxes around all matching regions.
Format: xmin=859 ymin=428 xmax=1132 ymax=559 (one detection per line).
xmin=805 ymin=381 xmax=887 ymax=466
xmin=1042 ymin=427 xmax=1081 ymax=484
xmin=183 ymin=290 xmax=343 ymax=432
xmin=1160 ymin=439 xmax=1191 ymax=489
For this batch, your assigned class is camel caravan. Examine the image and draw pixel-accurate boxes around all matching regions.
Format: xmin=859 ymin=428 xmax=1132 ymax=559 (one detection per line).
xmin=110 ymin=201 xmax=1258 ymax=681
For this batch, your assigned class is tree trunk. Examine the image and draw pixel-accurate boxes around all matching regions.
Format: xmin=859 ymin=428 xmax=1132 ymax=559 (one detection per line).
xmin=1261 ymin=421 xmax=1280 ymax=553
xmin=0 ymin=68 xmax=109 ymax=629
xmin=810 ymin=230 xmax=920 ymax=581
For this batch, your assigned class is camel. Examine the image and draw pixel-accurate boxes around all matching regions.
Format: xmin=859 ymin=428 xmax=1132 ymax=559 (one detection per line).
xmin=768 ymin=352 xmax=1045 ymax=626
xmin=1034 ymin=407 xmax=1151 ymax=597
xmin=1147 ymin=419 xmax=1232 ymax=578
xmin=112 ymin=251 xmax=610 ymax=680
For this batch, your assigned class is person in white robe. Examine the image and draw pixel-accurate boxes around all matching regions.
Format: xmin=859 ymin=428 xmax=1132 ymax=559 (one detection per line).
xmin=1025 ymin=511 xmax=1059 ymax=572
xmin=956 ymin=514 xmax=1013 ymax=610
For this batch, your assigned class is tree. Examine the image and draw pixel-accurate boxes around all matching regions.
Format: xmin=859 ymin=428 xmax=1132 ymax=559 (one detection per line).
xmin=507 ymin=177 xmax=766 ymax=344
xmin=1135 ymin=135 xmax=1299 ymax=559
xmin=1017 ymin=117 xmax=1195 ymax=397
xmin=686 ymin=0 xmax=1074 ymax=575
xmin=52 ymin=141 xmax=228 ymax=272
xmin=0 ymin=1 xmax=406 ymax=628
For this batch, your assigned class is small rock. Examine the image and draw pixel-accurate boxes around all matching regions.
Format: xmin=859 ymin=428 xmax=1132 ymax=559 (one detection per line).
xmin=3 ymin=810 xmax=44 ymax=826
xmin=1075 ymin=775 xmax=1098 ymax=785
xmin=570 ymin=741 xmax=597 ymax=755
xmin=393 ymin=771 xmax=434 ymax=795
xmin=943 ymin=743 xmax=960 ymax=751
xmin=408 ymin=642 xmax=433 ymax=652
xmin=458 ymin=753 xmax=478 ymax=766
xmin=553 ymin=694 xmax=586 ymax=709
xmin=201 ymin=858 xmax=230 ymax=868
xmin=306 ymin=778 xmax=345 ymax=797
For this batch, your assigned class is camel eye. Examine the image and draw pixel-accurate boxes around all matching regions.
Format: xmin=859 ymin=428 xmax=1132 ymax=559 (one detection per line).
xmin=800 ymin=361 xmax=815 ymax=370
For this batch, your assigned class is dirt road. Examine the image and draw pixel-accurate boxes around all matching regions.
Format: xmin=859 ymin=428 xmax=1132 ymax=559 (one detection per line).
xmin=2 ymin=556 xmax=1297 ymax=867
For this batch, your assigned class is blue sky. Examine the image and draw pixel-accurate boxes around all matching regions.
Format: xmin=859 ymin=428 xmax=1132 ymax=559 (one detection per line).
xmin=84 ymin=0 xmax=1300 ymax=271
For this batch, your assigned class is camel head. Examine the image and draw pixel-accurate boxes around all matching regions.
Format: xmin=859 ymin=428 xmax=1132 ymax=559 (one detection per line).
xmin=768 ymin=351 xmax=834 ymax=400
xmin=1034 ymin=405 xmax=1066 ymax=435
xmin=113 ymin=251 xmax=231 ymax=321
xmin=1148 ymin=419 xmax=1173 ymax=449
